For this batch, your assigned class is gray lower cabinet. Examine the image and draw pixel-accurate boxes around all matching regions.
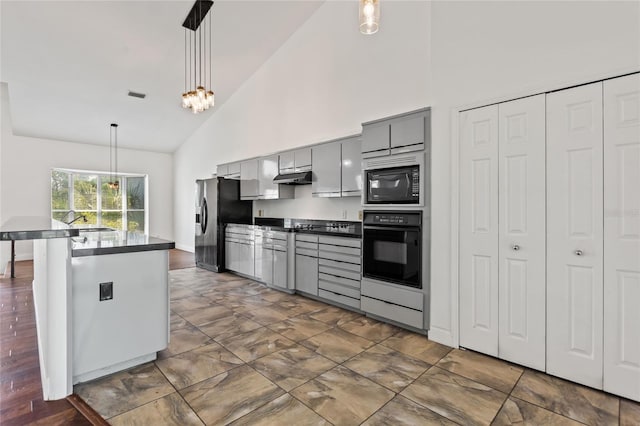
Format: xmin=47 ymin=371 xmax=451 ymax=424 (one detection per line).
xmin=225 ymin=225 xmax=255 ymax=276
xmin=261 ymin=230 xmax=290 ymax=291
xmin=295 ymin=234 xmax=318 ymax=296
xmin=254 ymin=229 xmax=264 ymax=281
xmin=360 ymin=277 xmax=424 ymax=329
xmin=317 ymin=236 xmax=361 ymax=309
xmin=312 ymin=141 xmax=341 ymax=197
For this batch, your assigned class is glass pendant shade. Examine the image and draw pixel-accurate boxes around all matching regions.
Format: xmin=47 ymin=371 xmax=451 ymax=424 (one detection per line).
xmin=180 ymin=2 xmax=215 ymax=114
xmin=359 ymin=0 xmax=379 ymax=35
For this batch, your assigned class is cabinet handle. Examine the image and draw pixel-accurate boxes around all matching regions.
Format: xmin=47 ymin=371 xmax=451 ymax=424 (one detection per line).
xmin=512 ymin=244 xmax=520 ymax=251
xmin=575 ymin=250 xmax=583 ymax=256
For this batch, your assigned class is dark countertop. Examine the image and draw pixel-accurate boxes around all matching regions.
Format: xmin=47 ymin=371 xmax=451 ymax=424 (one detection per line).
xmin=0 ymin=216 xmax=80 ymax=240
xmin=252 ymin=217 xmax=362 ymax=239
xmin=72 ymin=230 xmax=175 ymax=257
xmin=295 ymin=229 xmax=362 ymax=239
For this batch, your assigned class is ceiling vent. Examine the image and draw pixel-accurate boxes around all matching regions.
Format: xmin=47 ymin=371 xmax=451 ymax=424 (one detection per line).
xmin=127 ymin=91 xmax=146 ymax=99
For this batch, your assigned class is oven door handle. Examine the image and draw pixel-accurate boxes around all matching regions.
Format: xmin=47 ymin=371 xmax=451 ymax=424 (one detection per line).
xmin=363 ymin=225 xmax=421 ymax=232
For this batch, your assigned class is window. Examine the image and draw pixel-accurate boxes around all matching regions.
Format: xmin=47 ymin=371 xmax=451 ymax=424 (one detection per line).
xmin=51 ymin=169 xmax=147 ymax=233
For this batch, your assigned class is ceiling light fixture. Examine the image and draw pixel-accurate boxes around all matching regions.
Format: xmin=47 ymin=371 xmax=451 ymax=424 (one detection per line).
xmin=181 ymin=0 xmax=215 ymax=114
xmin=359 ymin=0 xmax=380 ymax=35
xmin=108 ymin=123 xmax=119 ymax=191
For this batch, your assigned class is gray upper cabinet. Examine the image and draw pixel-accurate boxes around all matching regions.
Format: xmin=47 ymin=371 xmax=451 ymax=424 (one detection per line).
xmin=312 ymin=141 xmax=341 ymax=197
xmin=227 ymin=162 xmax=241 ymax=179
xmin=258 ymin=155 xmax=279 ymax=199
xmin=362 ymin=108 xmax=430 ymax=157
xmin=279 ymin=148 xmax=312 ymax=173
xmin=293 ymin=148 xmax=312 ymax=171
xmin=362 ymin=123 xmax=389 ymax=154
xmin=217 ymin=162 xmax=241 ymax=179
xmin=240 ymin=159 xmax=259 ymax=200
xmin=216 ymin=164 xmax=228 ymax=177
xmin=259 ymin=155 xmax=293 ymax=200
xmin=391 ymin=113 xmax=425 ymax=149
xmin=278 ymin=151 xmax=295 ymax=173
xmin=341 ymin=137 xmax=362 ymax=197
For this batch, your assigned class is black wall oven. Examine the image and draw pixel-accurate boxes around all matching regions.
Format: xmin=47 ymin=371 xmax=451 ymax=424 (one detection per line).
xmin=362 ymin=210 xmax=422 ymax=288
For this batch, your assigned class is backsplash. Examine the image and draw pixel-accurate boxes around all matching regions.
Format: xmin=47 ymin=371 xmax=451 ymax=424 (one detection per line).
xmin=253 ymin=185 xmax=362 ymax=221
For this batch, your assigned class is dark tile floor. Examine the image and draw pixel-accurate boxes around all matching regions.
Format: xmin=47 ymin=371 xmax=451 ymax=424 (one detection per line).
xmin=75 ymin=267 xmax=640 ymax=425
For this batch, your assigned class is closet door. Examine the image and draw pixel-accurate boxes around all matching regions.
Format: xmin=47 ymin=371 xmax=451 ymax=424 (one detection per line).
xmin=603 ymin=73 xmax=640 ymax=401
xmin=459 ymin=105 xmax=499 ymax=356
xmin=547 ymin=82 xmax=604 ymax=388
xmin=497 ymin=95 xmax=546 ymax=370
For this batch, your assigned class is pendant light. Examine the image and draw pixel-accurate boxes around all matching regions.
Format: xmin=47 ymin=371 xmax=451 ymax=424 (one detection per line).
xmin=180 ymin=1 xmax=214 ymax=114
xmin=108 ymin=123 xmax=119 ymax=191
xmin=359 ymin=0 xmax=380 ymax=35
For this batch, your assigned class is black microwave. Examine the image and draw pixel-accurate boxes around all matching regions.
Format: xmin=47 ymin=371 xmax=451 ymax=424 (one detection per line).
xmin=365 ymin=165 xmax=420 ymax=205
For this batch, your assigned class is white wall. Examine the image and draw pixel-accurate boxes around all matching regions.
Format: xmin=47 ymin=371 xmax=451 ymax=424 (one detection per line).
xmin=0 ymin=83 xmax=174 ymax=265
xmin=174 ymin=1 xmax=430 ymax=252
xmin=428 ymin=1 xmax=640 ymax=346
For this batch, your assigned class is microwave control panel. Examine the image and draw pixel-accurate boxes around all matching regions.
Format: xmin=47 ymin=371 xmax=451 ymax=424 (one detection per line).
xmin=411 ymin=169 xmax=420 ymax=197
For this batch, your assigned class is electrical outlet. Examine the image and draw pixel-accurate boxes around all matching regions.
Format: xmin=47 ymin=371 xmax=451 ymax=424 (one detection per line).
xmin=99 ymin=282 xmax=113 ymax=301
xmin=358 ymin=210 xmax=363 ymax=220
xmin=258 ymin=209 xmax=263 ymax=217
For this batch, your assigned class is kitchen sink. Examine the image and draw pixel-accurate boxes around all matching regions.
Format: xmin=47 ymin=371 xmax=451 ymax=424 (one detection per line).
xmin=75 ymin=227 xmax=115 ymax=232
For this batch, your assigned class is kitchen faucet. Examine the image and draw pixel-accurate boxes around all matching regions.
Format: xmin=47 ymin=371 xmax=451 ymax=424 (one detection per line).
xmin=61 ymin=210 xmax=88 ymax=226
xmin=66 ymin=215 xmax=88 ymax=226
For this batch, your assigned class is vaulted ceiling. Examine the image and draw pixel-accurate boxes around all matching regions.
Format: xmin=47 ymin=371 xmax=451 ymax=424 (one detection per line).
xmin=0 ymin=1 xmax=324 ymax=152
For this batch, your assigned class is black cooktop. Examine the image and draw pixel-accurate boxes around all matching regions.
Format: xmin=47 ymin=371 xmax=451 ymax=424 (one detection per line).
xmin=254 ymin=217 xmax=361 ymax=238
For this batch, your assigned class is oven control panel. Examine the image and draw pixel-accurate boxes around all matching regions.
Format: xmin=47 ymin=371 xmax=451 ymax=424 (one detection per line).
xmin=372 ymin=214 xmax=408 ymax=224
xmin=363 ymin=211 xmax=422 ymax=227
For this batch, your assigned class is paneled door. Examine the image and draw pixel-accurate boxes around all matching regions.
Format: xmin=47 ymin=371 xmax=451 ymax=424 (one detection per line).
xmin=497 ymin=95 xmax=546 ymax=370
xmin=603 ymin=73 xmax=640 ymax=401
xmin=459 ymin=105 xmax=499 ymax=356
xmin=547 ymin=82 xmax=604 ymax=389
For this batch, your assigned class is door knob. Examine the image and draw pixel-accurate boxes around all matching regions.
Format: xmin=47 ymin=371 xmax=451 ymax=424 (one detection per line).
xmin=512 ymin=244 xmax=520 ymax=251
xmin=575 ymin=250 xmax=583 ymax=256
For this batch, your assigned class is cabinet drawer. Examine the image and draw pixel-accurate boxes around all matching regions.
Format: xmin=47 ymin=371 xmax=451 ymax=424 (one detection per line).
xmin=318 ymin=236 xmax=361 ymax=248
xmin=318 ymin=265 xmax=360 ymax=281
xmin=318 ymin=273 xmax=360 ymax=290
xmin=225 ymin=237 xmax=253 ymax=246
xmin=296 ymin=234 xmax=319 ymax=243
xmin=361 ymin=296 xmax=423 ymax=329
xmin=319 ymin=289 xmax=360 ymax=310
xmin=296 ymin=241 xmax=318 ymax=250
xmin=361 ymin=279 xmax=423 ymax=311
xmin=264 ymin=232 xmax=287 ymax=241
xmin=318 ymin=250 xmax=360 ymax=265
xmin=319 ymin=280 xmax=360 ymax=299
xmin=318 ymin=258 xmax=360 ymax=274
xmin=318 ymin=244 xmax=360 ymax=257
xmin=296 ymin=248 xmax=318 ymax=257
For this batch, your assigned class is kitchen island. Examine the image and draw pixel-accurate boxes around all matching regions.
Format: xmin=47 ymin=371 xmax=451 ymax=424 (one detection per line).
xmin=0 ymin=217 xmax=174 ymax=400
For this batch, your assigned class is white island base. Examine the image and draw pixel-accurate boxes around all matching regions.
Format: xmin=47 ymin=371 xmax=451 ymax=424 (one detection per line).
xmin=71 ymin=250 xmax=169 ymax=384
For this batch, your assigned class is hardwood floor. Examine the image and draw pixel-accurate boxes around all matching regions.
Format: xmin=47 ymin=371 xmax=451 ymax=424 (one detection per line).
xmin=0 ymin=249 xmax=193 ymax=425
xmin=169 ymin=248 xmax=195 ymax=270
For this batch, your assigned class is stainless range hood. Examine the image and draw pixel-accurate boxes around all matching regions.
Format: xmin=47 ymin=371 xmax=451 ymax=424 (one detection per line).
xmin=273 ymin=171 xmax=312 ymax=185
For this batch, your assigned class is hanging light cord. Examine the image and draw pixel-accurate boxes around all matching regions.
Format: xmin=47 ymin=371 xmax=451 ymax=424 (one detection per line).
xmin=109 ymin=125 xmax=113 ymax=183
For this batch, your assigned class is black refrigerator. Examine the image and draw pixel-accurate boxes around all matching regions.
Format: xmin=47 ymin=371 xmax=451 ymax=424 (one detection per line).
xmin=195 ymin=178 xmax=252 ymax=272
